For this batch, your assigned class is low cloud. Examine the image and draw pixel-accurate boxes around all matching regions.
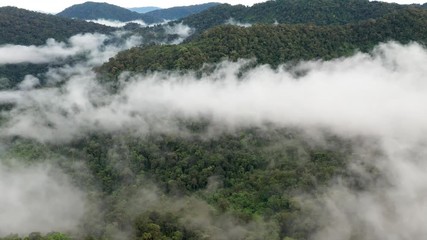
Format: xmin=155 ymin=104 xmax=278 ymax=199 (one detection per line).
xmin=18 ymin=75 xmax=40 ymax=90
xmin=1 ymin=42 xmax=426 ymax=142
xmin=226 ymin=18 xmax=252 ymax=27
xmin=0 ymin=161 xmax=86 ymax=236
xmin=113 ymin=184 xmax=278 ymax=240
xmin=0 ymin=32 xmax=142 ymax=66
xmin=87 ymin=19 xmax=147 ymax=28
xmin=311 ymin=139 xmax=427 ymax=240
xmin=164 ymin=23 xmax=194 ymax=44
xmin=0 ymin=34 xmax=107 ymax=64
xmin=1 ymin=41 xmax=427 ymax=239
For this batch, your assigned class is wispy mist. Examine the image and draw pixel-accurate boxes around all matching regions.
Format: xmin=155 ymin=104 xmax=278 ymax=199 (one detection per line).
xmin=0 ymin=161 xmax=85 ymax=235
xmin=225 ymin=18 xmax=252 ymax=27
xmin=164 ymin=22 xmax=194 ymax=44
xmin=87 ymin=19 xmax=147 ymax=28
xmin=1 ymin=40 xmax=427 ymax=238
xmin=0 ymin=32 xmax=142 ymax=66
xmin=1 ymin=42 xmax=426 ymax=141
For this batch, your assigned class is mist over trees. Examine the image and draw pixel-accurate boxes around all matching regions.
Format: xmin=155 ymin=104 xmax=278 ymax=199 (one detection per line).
xmin=0 ymin=7 xmax=114 ymax=46
xmin=57 ymin=2 xmax=221 ymax=24
xmin=1 ymin=0 xmax=427 ymax=239
xmin=181 ymin=0 xmax=411 ymax=33
xmin=100 ymin=8 xmax=427 ymax=78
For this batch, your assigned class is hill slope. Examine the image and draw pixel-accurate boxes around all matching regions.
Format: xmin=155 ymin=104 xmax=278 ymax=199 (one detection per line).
xmin=0 ymin=7 xmax=113 ymax=45
xmin=143 ymin=2 xmax=221 ymax=21
xmin=57 ymin=2 xmax=220 ymax=24
xmin=57 ymin=1 xmax=161 ymax=23
xmin=181 ymin=0 xmax=407 ymax=33
xmin=129 ymin=6 xmax=161 ymax=14
xmin=100 ymin=8 xmax=427 ymax=77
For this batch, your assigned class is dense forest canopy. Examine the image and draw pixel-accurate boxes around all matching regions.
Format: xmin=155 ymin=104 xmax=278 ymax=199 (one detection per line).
xmin=143 ymin=2 xmax=221 ymax=22
xmin=99 ymin=8 xmax=427 ymax=78
xmin=181 ymin=0 xmax=410 ymax=33
xmin=1 ymin=0 xmax=427 ymax=239
xmin=0 ymin=7 xmax=114 ymax=46
xmin=57 ymin=1 xmax=162 ymax=23
xmin=0 ymin=6 xmax=116 ymax=86
xmin=0 ymin=126 xmax=361 ymax=240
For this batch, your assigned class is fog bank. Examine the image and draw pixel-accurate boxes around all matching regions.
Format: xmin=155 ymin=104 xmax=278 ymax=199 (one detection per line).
xmin=1 ymin=41 xmax=427 ymax=239
xmin=0 ymin=162 xmax=86 ymax=235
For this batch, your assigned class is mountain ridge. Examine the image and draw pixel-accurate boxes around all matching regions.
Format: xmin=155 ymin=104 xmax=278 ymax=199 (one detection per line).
xmin=181 ymin=0 xmax=413 ymax=33
xmin=57 ymin=1 xmax=161 ymax=23
xmin=129 ymin=6 xmax=161 ymax=14
xmin=143 ymin=2 xmax=221 ymax=21
xmin=0 ymin=6 xmax=114 ymax=45
xmin=57 ymin=2 xmax=221 ymax=24
xmin=100 ymin=8 xmax=427 ymax=78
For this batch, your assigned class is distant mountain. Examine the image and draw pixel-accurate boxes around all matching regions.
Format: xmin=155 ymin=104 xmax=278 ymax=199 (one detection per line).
xmin=181 ymin=0 xmax=409 ymax=33
xmin=143 ymin=2 xmax=221 ymax=21
xmin=57 ymin=2 xmax=219 ymax=25
xmin=0 ymin=6 xmax=114 ymax=86
xmin=57 ymin=1 xmax=162 ymax=23
xmin=99 ymin=8 xmax=427 ymax=78
xmin=129 ymin=6 xmax=161 ymax=14
xmin=0 ymin=6 xmax=113 ymax=45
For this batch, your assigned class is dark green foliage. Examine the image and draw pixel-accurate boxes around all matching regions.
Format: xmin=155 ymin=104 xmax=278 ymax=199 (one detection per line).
xmin=80 ymin=134 xmax=122 ymax=194
xmin=60 ymin=127 xmax=351 ymax=239
xmin=143 ymin=2 xmax=221 ymax=21
xmin=182 ymin=0 xmax=410 ymax=33
xmin=99 ymin=8 xmax=427 ymax=79
xmin=57 ymin=2 xmax=130 ymax=20
xmin=0 ymin=64 xmax=48 ymax=88
xmin=0 ymin=232 xmax=70 ymax=240
xmin=5 ymin=124 xmax=356 ymax=239
xmin=134 ymin=211 xmax=200 ymax=239
xmin=56 ymin=2 xmax=220 ymax=24
xmin=182 ymin=4 xmax=248 ymax=34
xmin=0 ymin=54 xmax=92 ymax=90
xmin=1 ymin=1 xmax=417 ymax=239
xmin=0 ymin=7 xmax=113 ymax=46
xmin=126 ymin=23 xmax=189 ymax=45
xmin=57 ymin=1 xmax=161 ymax=23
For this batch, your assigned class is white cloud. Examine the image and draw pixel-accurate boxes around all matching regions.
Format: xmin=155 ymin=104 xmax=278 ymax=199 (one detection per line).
xmin=1 ymin=41 xmax=427 ymax=238
xmin=226 ymin=18 xmax=252 ymax=27
xmin=1 ymin=42 xmax=427 ymax=142
xmin=0 ymin=34 xmax=106 ymax=64
xmin=164 ymin=23 xmax=194 ymax=44
xmin=0 ymin=162 xmax=85 ymax=235
xmin=312 ymin=139 xmax=427 ymax=239
xmin=119 ymin=42 xmax=427 ymax=140
xmin=87 ymin=19 xmax=147 ymax=28
xmin=0 ymin=32 xmax=142 ymax=66
xmin=18 ymin=75 xmax=40 ymax=90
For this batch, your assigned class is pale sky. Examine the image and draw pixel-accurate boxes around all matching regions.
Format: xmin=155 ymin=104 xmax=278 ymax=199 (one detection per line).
xmin=0 ymin=0 xmax=425 ymax=14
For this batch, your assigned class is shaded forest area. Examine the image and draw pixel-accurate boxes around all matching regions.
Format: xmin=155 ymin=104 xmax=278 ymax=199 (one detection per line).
xmin=100 ymin=8 xmax=427 ymax=78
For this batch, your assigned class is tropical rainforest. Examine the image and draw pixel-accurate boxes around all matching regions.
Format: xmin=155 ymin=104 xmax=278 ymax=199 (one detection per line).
xmin=0 ymin=7 xmax=113 ymax=45
xmin=0 ymin=0 xmax=427 ymax=240
xmin=100 ymin=8 xmax=427 ymax=78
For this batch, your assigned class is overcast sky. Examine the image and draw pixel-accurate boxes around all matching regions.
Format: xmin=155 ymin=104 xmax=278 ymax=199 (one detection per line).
xmin=0 ymin=0 xmax=425 ymax=14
